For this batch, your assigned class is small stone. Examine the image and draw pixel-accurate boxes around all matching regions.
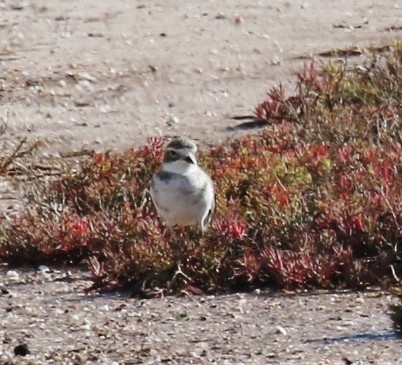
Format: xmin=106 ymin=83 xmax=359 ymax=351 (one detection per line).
xmin=14 ymin=344 xmax=30 ymax=356
xmin=38 ymin=265 xmax=50 ymax=273
xmin=80 ymin=323 xmax=91 ymax=331
xmin=6 ymin=270 xmax=19 ymax=281
xmin=98 ymin=304 xmax=110 ymax=312
xmin=271 ymin=56 xmax=282 ymax=65
xmin=77 ymin=72 xmax=97 ymax=82
xmin=167 ymin=113 xmax=179 ymax=125
xmin=149 ymin=65 xmax=158 ymax=72
xmin=78 ymin=79 xmax=94 ymax=91
xmin=99 ymin=104 xmax=111 ymax=113
xmin=276 ymin=325 xmax=287 ymax=335
xmin=234 ymin=15 xmax=243 ymax=25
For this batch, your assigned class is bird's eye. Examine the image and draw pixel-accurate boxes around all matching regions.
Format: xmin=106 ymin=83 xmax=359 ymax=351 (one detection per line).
xmin=169 ymin=150 xmax=177 ymax=157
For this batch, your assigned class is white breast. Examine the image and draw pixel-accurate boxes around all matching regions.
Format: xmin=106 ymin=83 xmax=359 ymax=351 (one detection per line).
xmin=150 ymin=165 xmax=214 ymax=230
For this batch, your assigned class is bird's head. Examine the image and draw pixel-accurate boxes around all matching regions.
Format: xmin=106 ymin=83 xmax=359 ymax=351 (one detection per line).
xmin=162 ymin=137 xmax=198 ymax=174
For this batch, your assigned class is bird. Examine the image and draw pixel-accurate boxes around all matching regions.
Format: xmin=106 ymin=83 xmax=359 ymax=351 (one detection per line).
xmin=150 ymin=137 xmax=214 ymax=232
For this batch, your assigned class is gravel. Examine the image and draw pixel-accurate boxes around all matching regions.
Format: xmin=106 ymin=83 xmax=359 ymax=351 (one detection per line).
xmin=0 ymin=267 xmax=401 ymax=364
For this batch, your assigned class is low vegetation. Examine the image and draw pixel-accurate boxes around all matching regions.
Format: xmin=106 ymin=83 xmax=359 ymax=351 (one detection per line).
xmin=0 ymin=44 xmax=401 ymax=303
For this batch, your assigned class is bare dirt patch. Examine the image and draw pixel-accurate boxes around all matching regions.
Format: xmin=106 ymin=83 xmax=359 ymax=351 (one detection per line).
xmin=0 ymin=0 xmax=401 ymax=155
xmin=0 ymin=268 xmax=401 ymax=364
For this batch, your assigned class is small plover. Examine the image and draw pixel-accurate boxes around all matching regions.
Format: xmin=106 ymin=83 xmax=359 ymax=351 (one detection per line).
xmin=150 ymin=137 xmax=214 ymax=232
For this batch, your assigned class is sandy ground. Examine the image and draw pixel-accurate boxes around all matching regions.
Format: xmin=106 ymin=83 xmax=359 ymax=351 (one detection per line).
xmin=0 ymin=268 xmax=401 ymax=365
xmin=0 ymin=0 xmax=401 ymax=155
xmin=0 ymin=0 xmax=402 ymax=364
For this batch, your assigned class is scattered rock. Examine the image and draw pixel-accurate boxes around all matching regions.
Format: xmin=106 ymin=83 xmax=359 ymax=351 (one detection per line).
xmin=6 ymin=270 xmax=19 ymax=281
xmin=14 ymin=343 xmax=30 ymax=356
xmin=38 ymin=265 xmax=50 ymax=273
xmin=167 ymin=113 xmax=179 ymax=125
xmin=276 ymin=325 xmax=287 ymax=336
xmin=148 ymin=65 xmax=158 ymax=72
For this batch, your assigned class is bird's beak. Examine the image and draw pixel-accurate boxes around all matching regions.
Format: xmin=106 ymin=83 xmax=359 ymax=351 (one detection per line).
xmin=184 ymin=152 xmax=196 ymax=164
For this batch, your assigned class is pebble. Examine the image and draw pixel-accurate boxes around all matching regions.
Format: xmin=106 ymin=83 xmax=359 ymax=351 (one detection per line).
xmin=234 ymin=15 xmax=243 ymax=25
xmin=99 ymin=304 xmax=110 ymax=312
xmin=276 ymin=325 xmax=287 ymax=336
xmin=336 ymin=325 xmax=347 ymax=331
xmin=0 ymin=354 xmax=12 ymax=363
xmin=271 ymin=56 xmax=282 ymax=65
xmin=167 ymin=113 xmax=179 ymax=125
xmin=80 ymin=323 xmax=91 ymax=331
xmin=14 ymin=344 xmax=30 ymax=356
xmin=38 ymin=265 xmax=50 ymax=273
xmin=99 ymin=104 xmax=111 ymax=113
xmin=71 ymin=314 xmax=80 ymax=321
xmin=78 ymin=79 xmax=94 ymax=91
xmin=77 ymin=72 xmax=97 ymax=82
xmin=6 ymin=270 xmax=19 ymax=281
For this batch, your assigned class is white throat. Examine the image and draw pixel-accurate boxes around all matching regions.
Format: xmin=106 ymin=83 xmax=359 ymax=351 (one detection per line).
xmin=162 ymin=159 xmax=198 ymax=175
